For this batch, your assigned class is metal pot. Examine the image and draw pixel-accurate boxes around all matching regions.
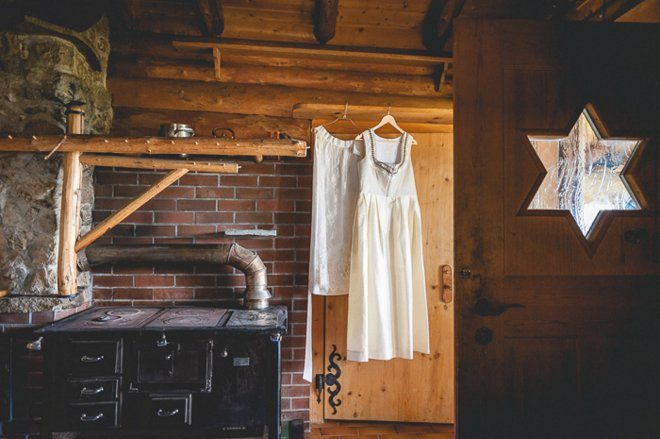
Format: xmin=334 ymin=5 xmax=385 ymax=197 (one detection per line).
xmin=159 ymin=123 xmax=195 ymax=138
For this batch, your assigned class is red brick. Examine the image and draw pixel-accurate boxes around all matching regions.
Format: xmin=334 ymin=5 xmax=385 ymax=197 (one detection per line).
xmin=196 ymin=187 xmax=234 ymax=198
xmin=195 ymin=212 xmax=234 ymax=223
xmin=258 ymin=176 xmax=297 ymax=187
xmin=237 ymin=162 xmax=276 ymax=174
xmin=96 ymin=171 xmax=137 ymax=184
xmin=137 ymin=172 xmax=168 ymax=185
xmin=217 ymin=199 xmax=256 ymax=211
xmin=194 ymin=288 xmax=235 ymax=300
xmin=93 ymin=275 xmax=134 ymax=287
xmin=135 ymin=225 xmax=176 ymax=236
xmin=275 ymin=237 xmax=309 ymax=249
xmin=236 ymin=188 xmax=274 ymax=199
xmin=177 ymin=199 xmax=216 ymax=211
xmin=275 ymin=188 xmax=312 ymax=200
xmin=113 ymin=288 xmax=153 ymax=300
xmin=291 ymin=398 xmax=308 ymax=410
xmin=295 ymin=200 xmax=312 ymax=212
xmin=135 ymin=275 xmax=175 ymax=287
xmin=153 ymin=288 xmax=194 ymax=300
xmin=155 ymin=212 xmax=194 ymax=223
xmin=257 ymin=199 xmax=295 ymax=212
xmin=281 ymin=384 xmax=308 ymax=397
xmin=220 ymin=175 xmax=258 ymax=186
xmin=235 ymin=212 xmax=273 ymax=224
xmin=178 ymin=225 xmax=216 ymax=236
xmin=176 ymin=275 xmax=216 ymax=287
xmin=179 ymin=174 xmax=219 ymax=186
xmin=275 ymin=163 xmax=312 ymax=176
xmin=95 ymin=185 xmax=112 ymax=197
xmin=274 ymin=212 xmax=311 ymax=223
xmin=143 ymin=199 xmax=177 ymax=211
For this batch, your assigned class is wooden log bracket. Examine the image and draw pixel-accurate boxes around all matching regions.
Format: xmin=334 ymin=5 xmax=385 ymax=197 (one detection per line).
xmin=0 ymin=103 xmax=308 ymax=296
xmin=314 ymin=0 xmax=339 ymax=44
xmin=57 ymin=102 xmax=85 ymax=296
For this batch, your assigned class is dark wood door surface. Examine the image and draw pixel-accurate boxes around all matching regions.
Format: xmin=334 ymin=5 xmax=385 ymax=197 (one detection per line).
xmin=455 ymin=19 xmax=659 ymax=439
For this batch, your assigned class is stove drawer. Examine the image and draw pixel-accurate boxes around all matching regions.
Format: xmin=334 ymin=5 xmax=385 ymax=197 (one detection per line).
xmin=66 ymin=402 xmax=118 ymax=430
xmin=68 ymin=340 xmax=121 ymax=375
xmin=66 ymin=378 xmax=119 ymax=402
xmin=147 ymin=394 xmax=192 ymax=427
xmin=129 ymin=339 xmax=213 ymax=392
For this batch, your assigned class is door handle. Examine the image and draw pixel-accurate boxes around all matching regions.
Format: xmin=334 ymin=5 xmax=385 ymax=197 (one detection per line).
xmin=473 ymin=297 xmax=525 ymax=316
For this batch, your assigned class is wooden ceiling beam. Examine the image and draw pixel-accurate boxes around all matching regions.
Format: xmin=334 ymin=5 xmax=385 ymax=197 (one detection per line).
xmin=314 ymin=0 xmax=339 ymax=44
xmin=173 ymin=39 xmax=451 ymax=65
xmin=423 ymin=0 xmax=465 ymax=53
xmin=110 ymin=57 xmax=442 ymax=97
xmin=197 ymin=0 xmax=224 ymax=36
xmin=107 ymin=77 xmax=453 ymax=123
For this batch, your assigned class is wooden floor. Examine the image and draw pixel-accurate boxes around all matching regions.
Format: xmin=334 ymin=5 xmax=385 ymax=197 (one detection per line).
xmin=307 ymin=422 xmax=454 ymax=438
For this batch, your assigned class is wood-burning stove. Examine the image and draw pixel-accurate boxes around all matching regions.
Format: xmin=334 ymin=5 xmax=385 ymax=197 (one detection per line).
xmin=37 ymin=306 xmax=286 ymax=438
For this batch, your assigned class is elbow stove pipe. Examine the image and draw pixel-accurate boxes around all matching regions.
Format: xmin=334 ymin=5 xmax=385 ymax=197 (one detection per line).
xmin=84 ymin=244 xmax=271 ymax=309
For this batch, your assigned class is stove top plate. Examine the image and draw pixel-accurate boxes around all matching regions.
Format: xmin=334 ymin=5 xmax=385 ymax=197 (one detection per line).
xmin=56 ymin=307 xmax=162 ymax=330
xmin=145 ymin=307 xmax=227 ymax=328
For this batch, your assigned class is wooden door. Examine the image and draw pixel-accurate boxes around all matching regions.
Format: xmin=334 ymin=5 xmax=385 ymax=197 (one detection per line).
xmin=317 ymin=131 xmax=454 ymax=423
xmin=455 ymin=20 xmax=659 ymax=438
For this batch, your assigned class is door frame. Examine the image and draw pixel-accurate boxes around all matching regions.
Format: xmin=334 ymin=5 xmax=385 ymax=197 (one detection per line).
xmin=308 ymin=123 xmax=456 ymax=424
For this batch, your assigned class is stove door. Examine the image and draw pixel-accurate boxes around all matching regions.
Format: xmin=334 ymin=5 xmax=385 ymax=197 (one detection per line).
xmin=127 ymin=335 xmax=213 ymax=393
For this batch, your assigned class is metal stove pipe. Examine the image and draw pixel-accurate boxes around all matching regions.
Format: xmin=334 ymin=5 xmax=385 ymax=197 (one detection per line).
xmin=84 ymin=244 xmax=271 ymax=309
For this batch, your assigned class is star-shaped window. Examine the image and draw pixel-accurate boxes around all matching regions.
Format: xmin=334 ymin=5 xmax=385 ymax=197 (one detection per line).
xmin=525 ymin=106 xmax=644 ymax=247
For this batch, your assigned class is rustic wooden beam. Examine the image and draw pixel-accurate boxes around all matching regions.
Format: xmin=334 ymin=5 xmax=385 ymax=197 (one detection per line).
xmin=173 ymin=40 xmax=452 ymax=66
xmin=314 ymin=0 xmax=339 ymax=44
xmin=0 ymin=134 xmax=308 ymax=157
xmin=294 ymin=103 xmax=453 ymax=125
xmin=58 ymin=103 xmax=84 ymax=296
xmin=110 ymin=57 xmax=441 ymax=97
xmin=197 ymin=0 xmax=224 ymax=36
xmin=79 ymin=154 xmax=239 ymax=173
xmin=75 ymin=168 xmax=189 ymax=252
xmin=423 ymin=0 xmax=466 ymax=53
xmin=107 ymin=77 xmax=452 ymax=121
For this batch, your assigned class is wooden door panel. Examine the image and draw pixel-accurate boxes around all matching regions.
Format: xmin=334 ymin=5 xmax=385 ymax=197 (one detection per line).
xmin=502 ymin=66 xmax=656 ymax=275
xmin=323 ymin=132 xmax=454 ymax=423
xmin=455 ymin=19 xmax=659 ymax=439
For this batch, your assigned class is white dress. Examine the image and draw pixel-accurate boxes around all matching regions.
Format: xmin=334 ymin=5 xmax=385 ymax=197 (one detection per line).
xmin=346 ymin=129 xmax=429 ymax=362
xmin=304 ymin=126 xmax=362 ymax=381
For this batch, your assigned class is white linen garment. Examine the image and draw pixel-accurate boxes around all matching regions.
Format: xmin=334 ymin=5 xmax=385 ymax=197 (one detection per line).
xmin=304 ymin=126 xmax=362 ymax=381
xmin=346 ymin=129 xmax=429 ymax=362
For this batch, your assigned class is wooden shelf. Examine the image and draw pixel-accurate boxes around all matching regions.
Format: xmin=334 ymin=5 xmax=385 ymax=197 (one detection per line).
xmin=0 ymin=134 xmax=308 ymax=158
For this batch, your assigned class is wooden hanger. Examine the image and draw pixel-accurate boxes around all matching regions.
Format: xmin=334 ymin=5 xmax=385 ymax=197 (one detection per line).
xmin=356 ymin=105 xmax=417 ymax=144
xmin=323 ymin=102 xmax=359 ymax=130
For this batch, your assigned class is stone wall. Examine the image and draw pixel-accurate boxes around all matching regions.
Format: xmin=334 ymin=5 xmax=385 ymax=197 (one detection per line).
xmin=0 ymin=18 xmax=111 ymax=307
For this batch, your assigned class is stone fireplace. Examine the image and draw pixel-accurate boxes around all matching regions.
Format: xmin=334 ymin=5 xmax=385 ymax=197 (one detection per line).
xmin=0 ymin=15 xmax=112 ymax=315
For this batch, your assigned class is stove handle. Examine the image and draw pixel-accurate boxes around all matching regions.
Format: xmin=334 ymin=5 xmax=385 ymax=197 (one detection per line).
xmin=80 ymin=385 xmax=104 ymax=396
xmin=80 ymin=355 xmax=105 ymax=363
xmin=80 ymin=412 xmax=104 ymax=422
xmin=157 ymin=408 xmax=180 ymax=418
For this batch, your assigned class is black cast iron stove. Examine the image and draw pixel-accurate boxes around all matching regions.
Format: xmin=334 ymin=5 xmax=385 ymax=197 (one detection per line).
xmin=37 ymin=306 xmax=286 ymax=438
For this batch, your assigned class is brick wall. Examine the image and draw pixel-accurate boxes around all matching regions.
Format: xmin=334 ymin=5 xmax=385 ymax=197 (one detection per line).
xmin=91 ymin=158 xmax=312 ymax=422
